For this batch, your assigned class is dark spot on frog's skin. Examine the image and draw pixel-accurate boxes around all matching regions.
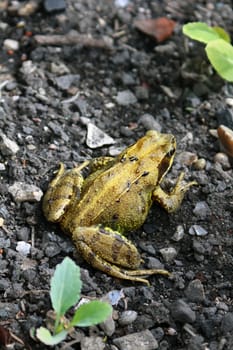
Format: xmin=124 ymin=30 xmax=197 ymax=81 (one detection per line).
xmin=120 ymin=156 xmax=127 ymax=163
xmin=112 ymin=213 xmax=119 ymax=221
xmin=111 ymin=236 xmax=124 ymax=261
xmin=129 ymin=156 xmax=138 ymax=162
xmin=142 ymin=171 xmax=149 ymax=177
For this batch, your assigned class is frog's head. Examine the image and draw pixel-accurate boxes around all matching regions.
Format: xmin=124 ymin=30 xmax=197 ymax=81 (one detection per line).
xmin=119 ymin=130 xmax=176 ymax=181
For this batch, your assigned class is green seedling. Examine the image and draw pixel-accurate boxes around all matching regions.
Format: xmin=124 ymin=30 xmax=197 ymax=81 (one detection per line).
xmin=36 ymin=257 xmax=112 ymax=346
xmin=183 ymin=22 xmax=233 ymax=82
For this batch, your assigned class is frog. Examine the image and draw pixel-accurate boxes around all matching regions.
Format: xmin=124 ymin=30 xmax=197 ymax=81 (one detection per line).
xmin=42 ymin=130 xmax=197 ymax=284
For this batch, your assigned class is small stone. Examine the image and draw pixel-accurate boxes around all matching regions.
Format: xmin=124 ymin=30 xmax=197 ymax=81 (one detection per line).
xmin=172 ymin=225 xmax=185 ymax=242
xmin=138 ymin=114 xmax=162 ymax=132
xmin=115 ymin=90 xmax=137 ymax=106
xmin=8 ymin=182 xmax=43 ymax=203
xmin=18 ymin=0 xmax=39 ymax=16
xmin=0 ymin=132 xmax=19 ymax=156
xmin=3 ymin=39 xmax=19 ymax=51
xmin=100 ymin=313 xmax=115 ymax=336
xmin=113 ymin=330 xmax=158 ymax=350
xmin=217 ymin=125 xmax=233 ymax=158
xmin=159 ymin=247 xmax=177 ymax=262
xmin=135 ymin=85 xmax=149 ymax=100
xmin=192 ymin=158 xmax=206 ymax=170
xmin=193 ymin=201 xmax=211 ymax=219
xmin=50 ymin=62 xmax=70 ymax=74
xmin=221 ymin=313 xmax=233 ymax=334
xmin=185 ymin=279 xmax=205 ymax=302
xmin=118 ymin=310 xmax=138 ymax=326
xmin=214 ymin=152 xmax=231 ymax=170
xmin=55 ymin=74 xmax=80 ymax=90
xmin=176 ymin=151 xmax=198 ymax=166
xmin=16 ymin=241 xmax=31 ymax=256
xmin=44 ymin=242 xmax=61 ymax=258
xmin=81 ymin=336 xmax=105 ymax=350
xmin=170 ymin=299 xmax=196 ymax=323
xmin=189 ymin=225 xmax=208 ymax=236
xmin=44 ymin=0 xmax=66 ymax=13
xmin=86 ymin=123 xmax=115 ymax=148
xmin=147 ymin=257 xmax=164 ymax=270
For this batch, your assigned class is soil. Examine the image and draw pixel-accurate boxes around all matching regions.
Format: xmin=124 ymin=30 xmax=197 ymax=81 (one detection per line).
xmin=0 ymin=0 xmax=233 ymax=349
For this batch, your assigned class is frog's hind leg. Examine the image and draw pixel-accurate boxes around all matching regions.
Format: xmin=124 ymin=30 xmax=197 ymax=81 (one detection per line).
xmin=72 ymin=226 xmax=170 ymax=285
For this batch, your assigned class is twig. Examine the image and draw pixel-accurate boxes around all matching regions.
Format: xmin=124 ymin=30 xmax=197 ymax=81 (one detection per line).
xmin=34 ymin=30 xmax=113 ymax=50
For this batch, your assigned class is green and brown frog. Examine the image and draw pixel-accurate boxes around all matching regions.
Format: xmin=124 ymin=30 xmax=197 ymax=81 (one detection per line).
xmin=43 ymin=130 xmax=196 ymax=284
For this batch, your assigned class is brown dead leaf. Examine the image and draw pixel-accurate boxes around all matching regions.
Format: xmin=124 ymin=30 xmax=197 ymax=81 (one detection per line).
xmin=134 ymin=17 xmax=176 ymax=43
xmin=0 ymin=325 xmax=11 ymax=346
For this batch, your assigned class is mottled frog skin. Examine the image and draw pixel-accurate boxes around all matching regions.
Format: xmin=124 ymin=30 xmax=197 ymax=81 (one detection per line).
xmin=43 ymin=130 xmax=196 ymax=284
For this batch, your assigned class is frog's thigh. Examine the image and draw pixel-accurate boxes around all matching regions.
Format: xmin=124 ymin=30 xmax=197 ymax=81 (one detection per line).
xmin=72 ymin=226 xmax=141 ymax=269
xmin=152 ymin=173 xmax=197 ymax=213
xmin=43 ymin=162 xmax=89 ymax=222
xmin=72 ymin=226 xmax=170 ymax=284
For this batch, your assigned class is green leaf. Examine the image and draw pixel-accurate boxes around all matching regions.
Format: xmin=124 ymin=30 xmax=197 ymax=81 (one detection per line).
xmin=50 ymin=257 xmax=81 ymax=317
xmin=213 ymin=26 xmax=231 ymax=43
xmin=70 ymin=301 xmax=112 ymax=327
xmin=183 ymin=22 xmax=221 ymax=44
xmin=205 ymin=39 xmax=233 ymax=81
xmin=36 ymin=327 xmax=68 ymax=346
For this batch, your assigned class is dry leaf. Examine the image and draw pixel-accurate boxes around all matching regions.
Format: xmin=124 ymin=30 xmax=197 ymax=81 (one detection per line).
xmin=0 ymin=325 xmax=11 ymax=346
xmin=134 ymin=17 xmax=176 ymax=42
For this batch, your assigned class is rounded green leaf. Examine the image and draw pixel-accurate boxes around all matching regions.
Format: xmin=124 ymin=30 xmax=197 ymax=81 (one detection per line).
xmin=71 ymin=301 xmax=112 ymax=327
xmin=205 ymin=39 xmax=233 ymax=81
xmin=50 ymin=257 xmax=81 ymax=317
xmin=183 ymin=22 xmax=221 ymax=44
xmin=36 ymin=327 xmax=68 ymax=346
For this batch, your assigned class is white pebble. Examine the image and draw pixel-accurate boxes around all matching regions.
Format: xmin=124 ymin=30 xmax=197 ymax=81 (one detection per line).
xmin=3 ymin=39 xmax=19 ymax=51
xmin=16 ymin=241 xmax=31 ymax=256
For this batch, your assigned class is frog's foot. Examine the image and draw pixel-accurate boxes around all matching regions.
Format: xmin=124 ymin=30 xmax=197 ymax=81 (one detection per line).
xmin=72 ymin=226 xmax=170 ymax=285
xmin=152 ymin=172 xmax=198 ymax=213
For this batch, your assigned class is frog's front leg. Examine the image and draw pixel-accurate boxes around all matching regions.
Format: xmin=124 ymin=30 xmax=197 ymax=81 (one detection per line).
xmin=42 ymin=162 xmax=89 ymax=222
xmin=152 ymin=172 xmax=197 ymax=213
xmin=72 ymin=226 xmax=170 ymax=285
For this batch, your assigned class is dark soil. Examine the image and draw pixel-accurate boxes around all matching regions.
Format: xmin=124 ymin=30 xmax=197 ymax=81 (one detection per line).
xmin=0 ymin=0 xmax=233 ymax=349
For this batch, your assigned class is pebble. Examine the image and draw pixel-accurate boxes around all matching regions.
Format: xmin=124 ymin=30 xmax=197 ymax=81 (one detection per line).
xmin=176 ymin=151 xmax=198 ymax=166
xmin=115 ymin=90 xmax=137 ymax=106
xmin=86 ymin=123 xmax=115 ymax=148
xmin=138 ymin=114 xmax=162 ymax=132
xmin=16 ymin=241 xmax=31 ymax=256
xmin=100 ymin=313 xmax=115 ymax=336
xmin=118 ymin=310 xmax=138 ymax=326
xmin=159 ymin=247 xmax=177 ymax=263
xmin=3 ymin=39 xmax=19 ymax=51
xmin=189 ymin=225 xmax=208 ymax=236
xmin=221 ymin=313 xmax=233 ymax=334
xmin=172 ymin=225 xmax=185 ymax=242
xmin=170 ymin=299 xmax=196 ymax=323
xmin=185 ymin=279 xmax=205 ymax=302
xmin=18 ymin=0 xmax=39 ymax=16
xmin=8 ymin=182 xmax=43 ymax=203
xmin=50 ymin=62 xmax=70 ymax=75
xmin=55 ymin=74 xmax=80 ymax=90
xmin=147 ymin=257 xmax=165 ymax=270
xmin=44 ymin=242 xmax=62 ymax=258
xmin=135 ymin=85 xmax=149 ymax=100
xmin=0 ymin=132 xmax=19 ymax=156
xmin=214 ymin=152 xmax=231 ymax=170
xmin=113 ymin=330 xmax=158 ymax=350
xmin=193 ymin=201 xmax=211 ymax=219
xmin=44 ymin=0 xmax=66 ymax=13
xmin=192 ymin=158 xmax=206 ymax=170
xmin=81 ymin=336 xmax=105 ymax=350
